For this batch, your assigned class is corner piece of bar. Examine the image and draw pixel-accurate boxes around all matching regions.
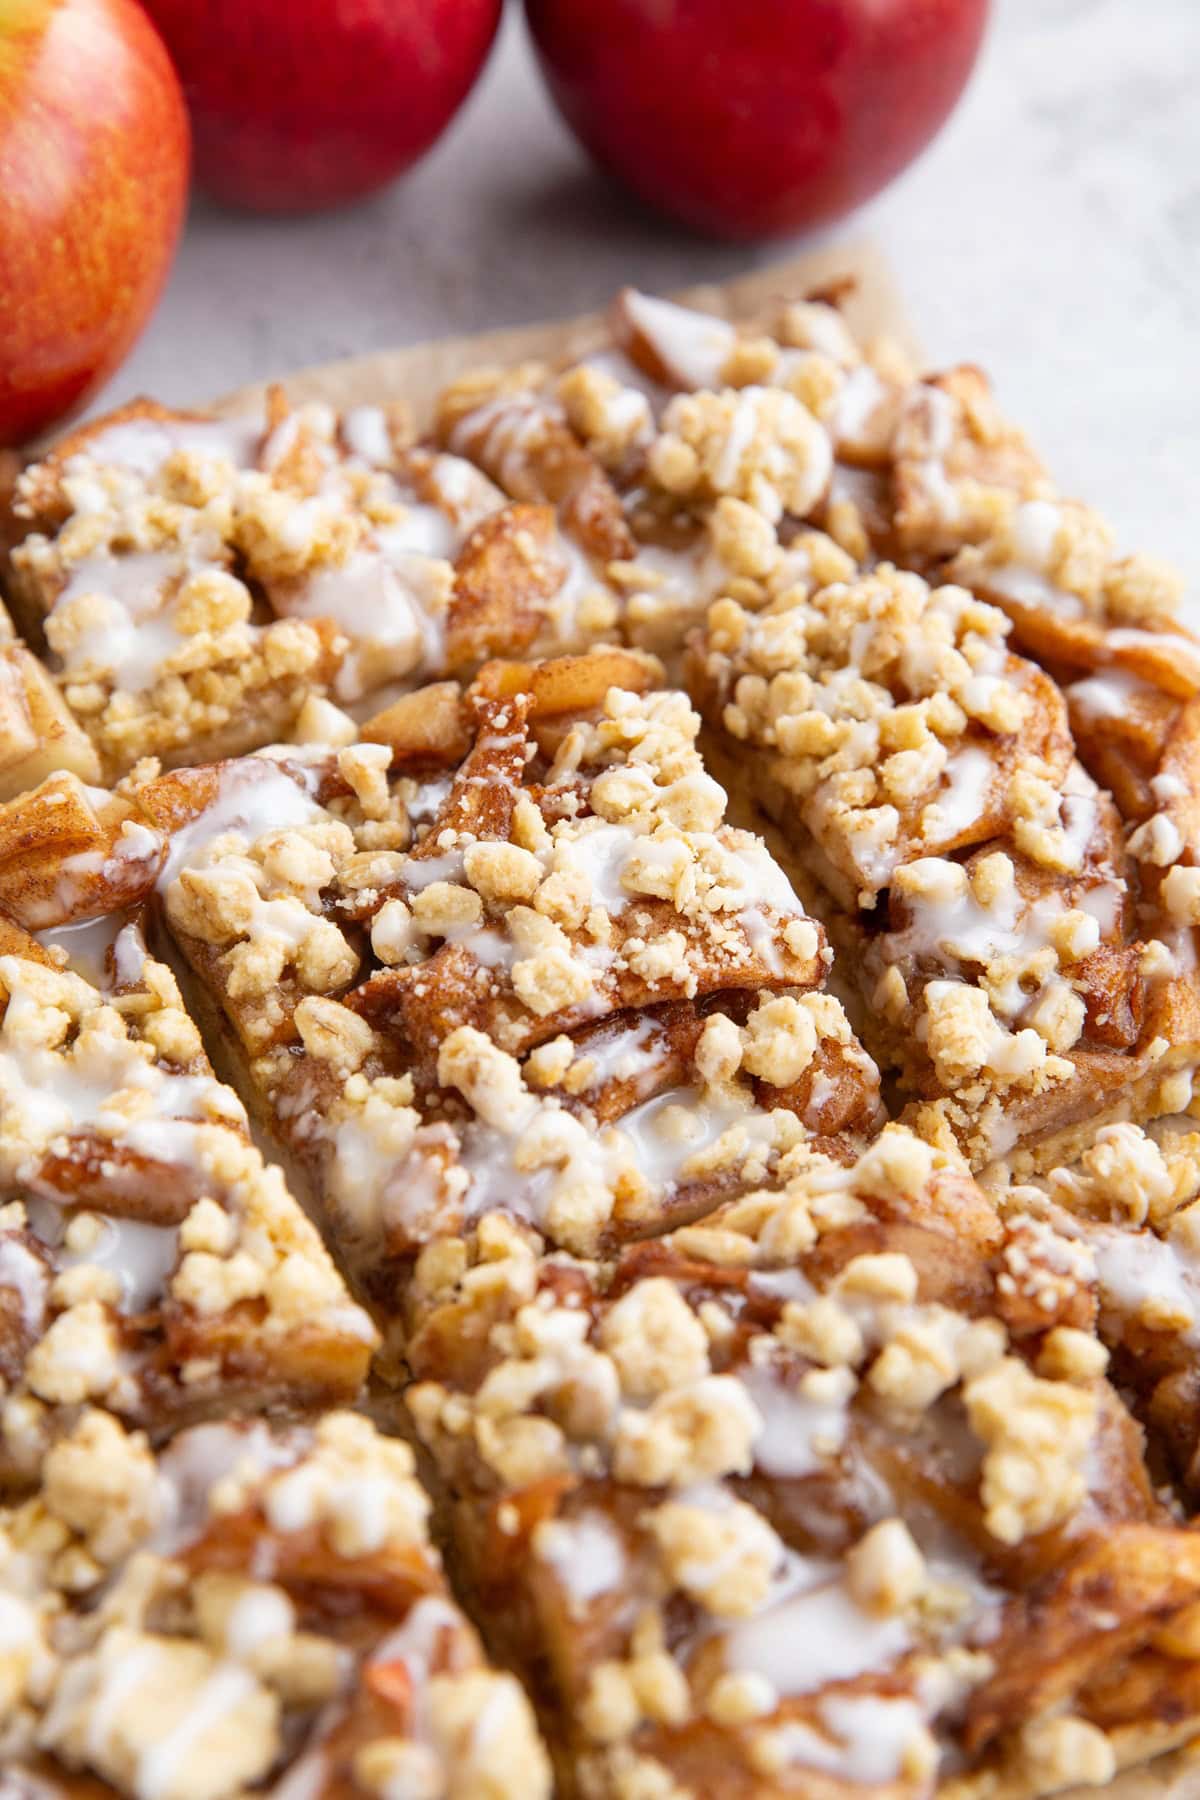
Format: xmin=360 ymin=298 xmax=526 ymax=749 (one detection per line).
xmin=2 ymin=402 xmax=351 ymax=782
xmin=688 ymin=559 xmax=1200 ymax=1172
xmin=1 ymin=384 xmax=638 ymax=781
xmin=143 ymin=650 xmax=883 ymax=1340
xmin=0 ymin=770 xmax=376 ymax=1485
xmin=403 ymin=1122 xmax=1200 ymax=1799
xmin=0 ymin=1407 xmax=551 ymax=1798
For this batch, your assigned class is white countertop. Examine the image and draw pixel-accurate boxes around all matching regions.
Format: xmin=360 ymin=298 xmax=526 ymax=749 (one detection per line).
xmin=107 ymin=0 xmax=1199 ymax=593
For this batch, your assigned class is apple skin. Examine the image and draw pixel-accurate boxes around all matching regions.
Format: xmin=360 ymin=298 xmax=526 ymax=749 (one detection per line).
xmin=0 ymin=0 xmax=188 ymax=448
xmin=141 ymin=0 xmax=503 ymax=215
xmin=0 ymin=0 xmax=190 ymax=447
xmin=525 ymin=0 xmax=990 ymax=241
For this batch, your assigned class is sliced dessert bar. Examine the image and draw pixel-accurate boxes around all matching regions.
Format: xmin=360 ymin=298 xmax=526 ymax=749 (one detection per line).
xmin=143 ymin=652 xmax=883 ymax=1338
xmin=2 ymin=386 xmax=633 ymax=778
xmin=989 ymin=1117 xmax=1200 ymax=1502
xmin=0 ymin=599 xmax=102 ymax=801
xmin=0 ymin=772 xmax=376 ymax=1485
xmin=3 ymin=404 xmax=348 ymax=780
xmin=688 ymin=563 xmax=1200 ymax=1171
xmin=403 ymin=1125 xmax=1200 ymax=1798
xmin=0 ymin=1407 xmax=550 ymax=1798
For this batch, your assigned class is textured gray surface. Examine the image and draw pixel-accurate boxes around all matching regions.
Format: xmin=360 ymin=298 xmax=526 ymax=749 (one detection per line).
xmin=105 ymin=0 xmax=1199 ymax=593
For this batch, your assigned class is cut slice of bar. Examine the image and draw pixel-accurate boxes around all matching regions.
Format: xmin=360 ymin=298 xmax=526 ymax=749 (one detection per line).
xmin=688 ymin=562 xmax=1200 ymax=1172
xmin=143 ymin=652 xmax=882 ymax=1338
xmin=229 ymin=386 xmax=631 ymax=698
xmin=0 ymin=1407 xmax=550 ymax=1798
xmin=2 ymin=386 xmax=635 ymax=779
xmin=989 ymin=1117 xmax=1200 ymax=1504
xmin=944 ymin=494 xmax=1200 ymax=833
xmin=401 ymin=1123 xmax=1200 ymax=1798
xmin=0 ymin=601 xmax=102 ymax=800
xmin=437 ymin=283 xmax=1049 ymax=666
xmin=433 ymin=288 xmax=909 ymax=662
xmin=4 ymin=404 xmax=349 ymax=781
xmin=0 ymin=774 xmax=376 ymax=1486
xmin=548 ymin=286 xmax=1189 ymax=681
xmin=597 ymin=287 xmax=1048 ymax=580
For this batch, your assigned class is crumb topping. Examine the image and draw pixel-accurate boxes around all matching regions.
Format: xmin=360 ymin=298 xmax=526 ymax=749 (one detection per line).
xmin=0 ymin=1410 xmax=550 ymax=1798
xmin=151 ymin=664 xmax=878 ymax=1266
xmin=4 ymin=285 xmax=1200 ymax=1800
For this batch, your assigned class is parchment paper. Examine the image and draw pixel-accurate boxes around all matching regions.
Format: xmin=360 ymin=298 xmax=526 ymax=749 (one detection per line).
xmin=210 ymin=241 xmax=1198 ymax=1800
xmin=215 ymin=239 xmax=917 ymax=424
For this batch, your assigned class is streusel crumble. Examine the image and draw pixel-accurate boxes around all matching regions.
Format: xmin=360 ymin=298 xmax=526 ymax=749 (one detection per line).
xmin=0 ymin=276 xmax=1198 ymax=1798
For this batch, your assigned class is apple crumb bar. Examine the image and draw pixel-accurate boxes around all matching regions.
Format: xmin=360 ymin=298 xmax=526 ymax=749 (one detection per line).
xmin=0 ymin=1408 xmax=548 ymax=1798
xmin=139 ymin=651 xmax=883 ymax=1347
xmin=0 ymin=278 xmax=1199 ymax=1798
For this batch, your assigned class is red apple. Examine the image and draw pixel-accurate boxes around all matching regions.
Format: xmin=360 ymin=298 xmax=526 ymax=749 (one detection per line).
xmin=0 ymin=0 xmax=189 ymax=447
xmin=525 ymin=0 xmax=990 ymax=241
xmin=141 ymin=0 xmax=503 ymax=215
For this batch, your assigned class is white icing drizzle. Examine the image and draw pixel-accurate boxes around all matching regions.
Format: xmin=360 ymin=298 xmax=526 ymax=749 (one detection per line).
xmin=289 ymin=547 xmax=449 ymax=702
xmin=612 ymin=538 xmax=722 ymax=636
xmin=341 ymin=405 xmax=394 ymax=468
xmin=153 ymin=1421 xmax=303 ymax=1553
xmin=534 ymin=1511 xmax=628 ymax=1617
xmin=1092 ymin=1225 xmax=1200 ymax=1341
xmin=971 ymin=499 xmax=1090 ymax=618
xmin=454 ymin=1101 xmax=600 ymax=1230
xmin=34 ymin=914 xmax=123 ymax=988
xmin=449 ymin=390 xmax=557 ymax=494
xmin=611 ymin=1083 xmax=777 ymax=1192
xmin=984 ymin=564 xmax=1085 ymax=617
xmin=926 ymin=745 xmax=994 ymax=842
xmin=831 ymin=364 xmax=889 ymax=446
xmin=619 ymin=291 xmax=736 ymax=391
xmin=81 ymin=1641 xmax=163 ymax=1761
xmin=714 ymin=390 xmax=765 ymax=489
xmin=722 ymin=1553 xmax=912 ymax=1696
xmin=543 ymin=530 xmax=608 ymax=645
xmin=550 ymin=820 xmax=646 ymax=912
xmin=70 ymin=1215 xmax=179 ymax=1315
xmin=157 ymin=758 xmax=325 ymax=893
xmin=748 ymin=1267 xmax=817 ymax=1305
xmin=1067 ymin=667 xmax=1151 ymax=722
xmin=575 ymin=1018 xmax=665 ymax=1090
xmin=51 ymin=549 xmax=194 ymax=692
xmin=771 ymin=1694 xmax=933 ymax=1783
xmin=0 ymin=1238 xmax=47 ymax=1334
xmin=75 ymin=415 xmax=262 ymax=482
xmin=912 ymin=387 xmax=961 ymax=527
xmin=741 ymin=1365 xmax=849 ymax=1477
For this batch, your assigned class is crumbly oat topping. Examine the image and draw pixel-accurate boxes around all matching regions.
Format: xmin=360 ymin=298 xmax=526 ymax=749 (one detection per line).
xmin=401 ymin=1123 xmax=1193 ymax=1799
xmin=150 ymin=663 xmax=878 ymax=1269
xmin=4 ymin=283 xmax=1200 ymax=1800
xmin=0 ymin=794 xmax=376 ymax=1479
xmin=0 ymin=1410 xmax=550 ymax=1799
